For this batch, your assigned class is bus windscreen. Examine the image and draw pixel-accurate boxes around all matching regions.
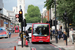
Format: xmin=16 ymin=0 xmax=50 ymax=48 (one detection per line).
xmin=33 ymin=24 xmax=49 ymax=36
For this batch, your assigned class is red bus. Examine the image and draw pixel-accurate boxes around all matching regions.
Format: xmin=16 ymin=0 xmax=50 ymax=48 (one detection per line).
xmin=31 ymin=23 xmax=50 ymax=43
xmin=14 ymin=25 xmax=19 ymax=33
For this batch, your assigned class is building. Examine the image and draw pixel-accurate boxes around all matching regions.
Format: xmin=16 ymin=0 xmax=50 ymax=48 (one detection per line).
xmin=13 ymin=0 xmax=25 ymax=19
xmin=0 ymin=0 xmax=16 ymax=29
xmin=42 ymin=7 xmax=64 ymax=31
xmin=0 ymin=0 xmax=11 ymax=28
xmin=42 ymin=8 xmax=55 ymax=21
xmin=7 ymin=10 xmax=16 ymax=28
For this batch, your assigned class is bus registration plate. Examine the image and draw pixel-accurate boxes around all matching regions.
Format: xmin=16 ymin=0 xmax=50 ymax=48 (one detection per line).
xmin=39 ymin=41 xmax=43 ymax=42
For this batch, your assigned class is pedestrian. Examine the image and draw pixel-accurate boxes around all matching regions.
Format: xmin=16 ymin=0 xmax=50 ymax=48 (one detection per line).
xmin=69 ymin=28 xmax=74 ymax=44
xmin=63 ymin=30 xmax=67 ymax=45
xmin=58 ymin=29 xmax=62 ymax=40
xmin=26 ymin=30 xmax=29 ymax=41
xmin=53 ymin=30 xmax=55 ymax=36
xmin=19 ymin=31 xmax=22 ymax=41
xmin=9 ymin=31 xmax=11 ymax=38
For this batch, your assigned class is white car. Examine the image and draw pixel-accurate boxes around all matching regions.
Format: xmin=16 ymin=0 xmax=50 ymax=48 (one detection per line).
xmin=26 ymin=25 xmax=32 ymax=38
xmin=28 ymin=31 xmax=32 ymax=38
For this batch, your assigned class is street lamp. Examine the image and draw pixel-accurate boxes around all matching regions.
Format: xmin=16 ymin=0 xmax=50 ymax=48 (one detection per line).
xmin=54 ymin=0 xmax=58 ymax=43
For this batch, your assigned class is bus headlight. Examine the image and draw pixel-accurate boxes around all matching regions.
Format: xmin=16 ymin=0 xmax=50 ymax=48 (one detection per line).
xmin=47 ymin=37 xmax=49 ymax=40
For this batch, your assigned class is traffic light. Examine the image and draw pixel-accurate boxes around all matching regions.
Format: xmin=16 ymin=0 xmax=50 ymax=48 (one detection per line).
xmin=53 ymin=20 xmax=57 ymax=26
xmin=19 ymin=10 xmax=23 ymax=22
xmin=46 ymin=20 xmax=52 ymax=28
xmin=23 ymin=19 xmax=27 ymax=27
xmin=49 ymin=20 xmax=52 ymax=28
xmin=63 ymin=11 xmax=68 ymax=21
xmin=15 ymin=14 xmax=19 ymax=21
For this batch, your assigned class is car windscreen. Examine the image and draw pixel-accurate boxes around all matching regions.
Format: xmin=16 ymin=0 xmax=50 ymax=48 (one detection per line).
xmin=0 ymin=28 xmax=6 ymax=31
xmin=33 ymin=24 xmax=49 ymax=36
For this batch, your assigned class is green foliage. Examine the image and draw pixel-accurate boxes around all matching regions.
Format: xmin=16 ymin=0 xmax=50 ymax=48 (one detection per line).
xmin=44 ymin=0 xmax=54 ymax=10
xmin=43 ymin=18 xmax=47 ymax=23
xmin=56 ymin=0 xmax=75 ymax=24
xmin=25 ymin=5 xmax=41 ymax=23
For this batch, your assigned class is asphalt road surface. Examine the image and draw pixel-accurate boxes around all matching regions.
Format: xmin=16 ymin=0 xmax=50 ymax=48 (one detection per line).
xmin=29 ymin=39 xmax=65 ymax=50
xmin=0 ymin=33 xmax=18 ymax=50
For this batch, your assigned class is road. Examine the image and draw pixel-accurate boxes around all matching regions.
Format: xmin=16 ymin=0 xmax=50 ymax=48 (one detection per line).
xmin=0 ymin=33 xmax=19 ymax=50
xmin=0 ymin=33 xmax=65 ymax=50
xmin=29 ymin=38 xmax=65 ymax=50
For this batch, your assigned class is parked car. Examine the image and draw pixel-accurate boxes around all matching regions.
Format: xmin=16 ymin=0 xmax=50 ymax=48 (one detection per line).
xmin=0 ymin=27 xmax=9 ymax=38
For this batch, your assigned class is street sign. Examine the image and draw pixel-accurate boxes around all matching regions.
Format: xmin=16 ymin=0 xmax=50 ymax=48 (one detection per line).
xmin=15 ymin=14 xmax=19 ymax=18
xmin=4 ymin=22 xmax=8 ymax=24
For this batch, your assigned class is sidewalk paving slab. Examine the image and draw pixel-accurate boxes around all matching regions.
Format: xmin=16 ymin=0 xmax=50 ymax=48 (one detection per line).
xmin=16 ymin=46 xmax=30 ymax=50
xmin=51 ymin=37 xmax=75 ymax=50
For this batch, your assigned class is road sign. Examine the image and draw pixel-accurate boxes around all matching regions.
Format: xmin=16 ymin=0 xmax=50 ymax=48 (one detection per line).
xmin=15 ymin=14 xmax=19 ymax=18
xmin=4 ymin=22 xmax=8 ymax=24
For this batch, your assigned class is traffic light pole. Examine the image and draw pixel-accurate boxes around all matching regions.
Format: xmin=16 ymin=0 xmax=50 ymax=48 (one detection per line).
xmin=65 ymin=21 xmax=67 ymax=46
xmin=54 ymin=0 xmax=58 ymax=43
xmin=20 ymin=9 xmax=23 ymax=47
xmin=21 ymin=21 xmax=23 ymax=47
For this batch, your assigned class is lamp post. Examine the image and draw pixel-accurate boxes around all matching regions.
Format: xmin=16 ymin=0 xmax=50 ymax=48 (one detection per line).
xmin=54 ymin=0 xmax=58 ymax=43
xmin=63 ymin=11 xmax=68 ymax=46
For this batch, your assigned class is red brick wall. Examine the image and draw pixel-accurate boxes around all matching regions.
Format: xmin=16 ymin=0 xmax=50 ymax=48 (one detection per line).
xmin=45 ymin=10 xmax=49 ymax=21
xmin=1 ymin=20 xmax=4 ymax=27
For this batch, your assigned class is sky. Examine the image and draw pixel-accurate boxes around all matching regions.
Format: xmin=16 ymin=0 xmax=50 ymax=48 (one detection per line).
xmin=3 ymin=0 xmax=46 ymax=13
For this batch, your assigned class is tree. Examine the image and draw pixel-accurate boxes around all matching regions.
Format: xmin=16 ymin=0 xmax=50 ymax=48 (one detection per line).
xmin=43 ymin=18 xmax=47 ymax=23
xmin=56 ymin=0 xmax=75 ymax=26
xmin=44 ymin=0 xmax=54 ymax=10
xmin=25 ymin=5 xmax=41 ymax=23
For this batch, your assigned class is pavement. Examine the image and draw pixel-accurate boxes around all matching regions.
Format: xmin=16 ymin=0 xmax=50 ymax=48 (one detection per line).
xmin=16 ymin=46 xmax=30 ymax=50
xmin=51 ymin=37 xmax=75 ymax=50
xmin=11 ymin=33 xmax=19 ymax=38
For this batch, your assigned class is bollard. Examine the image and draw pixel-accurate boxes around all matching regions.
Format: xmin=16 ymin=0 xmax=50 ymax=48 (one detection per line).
xmin=14 ymin=46 xmax=16 ymax=50
xmin=25 ymin=40 xmax=28 ymax=47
